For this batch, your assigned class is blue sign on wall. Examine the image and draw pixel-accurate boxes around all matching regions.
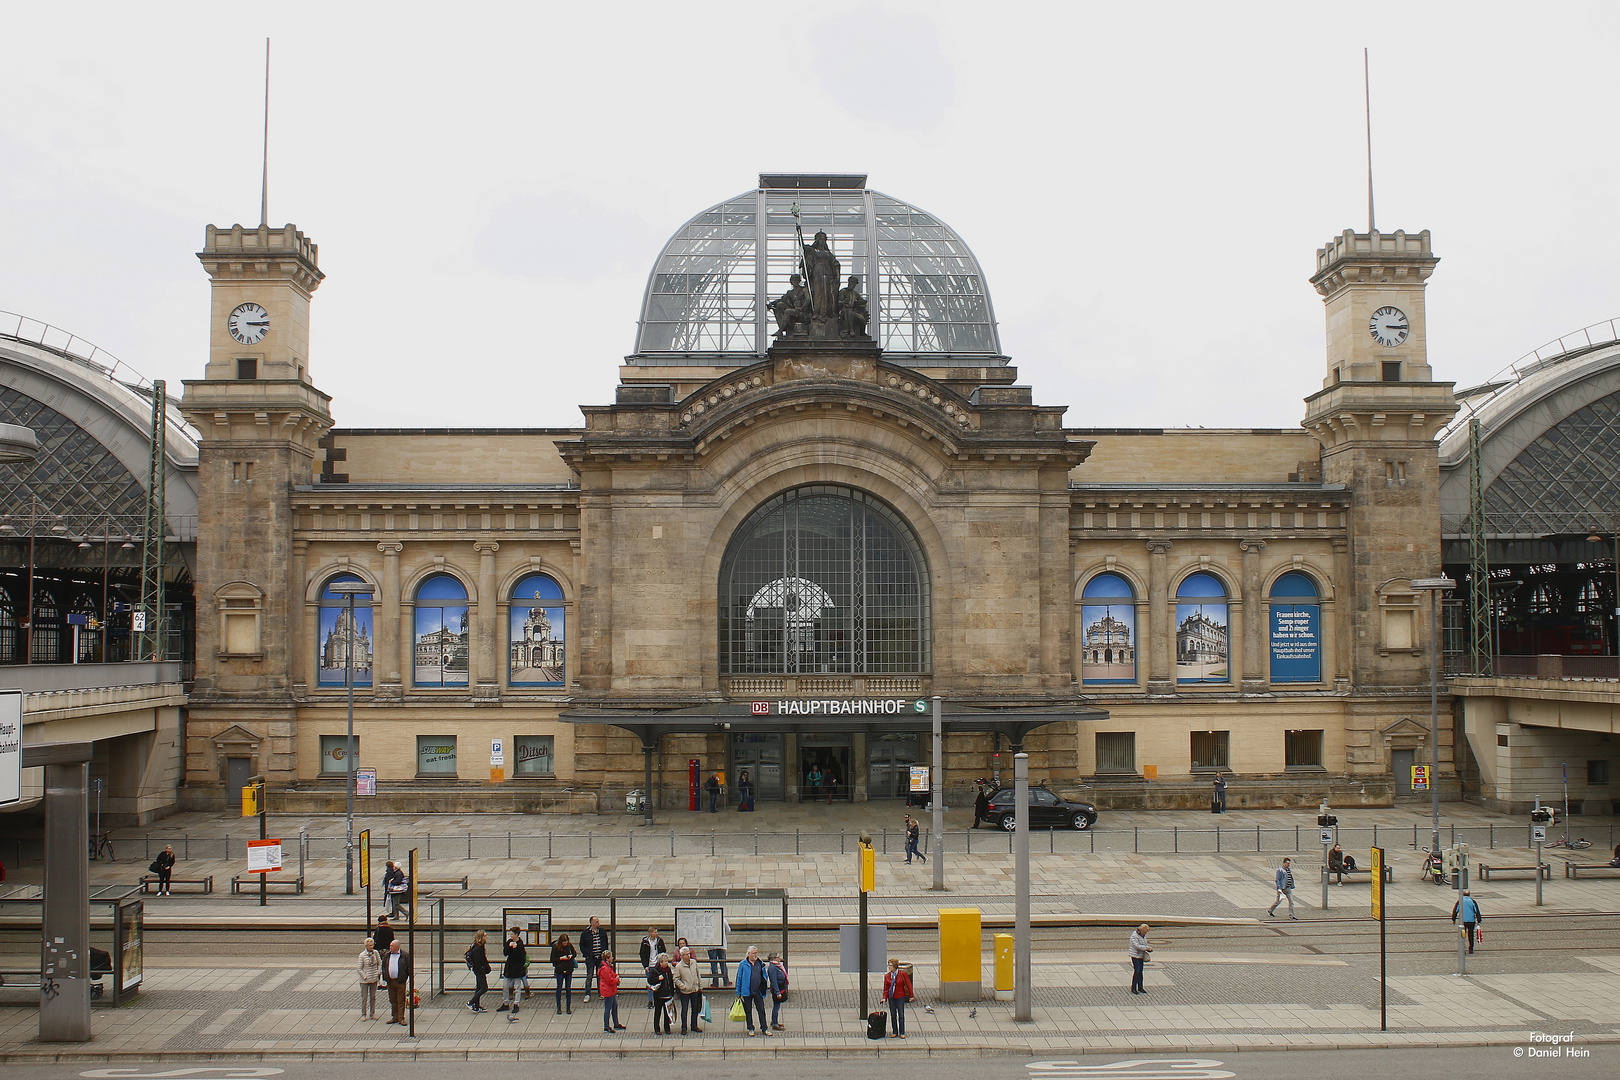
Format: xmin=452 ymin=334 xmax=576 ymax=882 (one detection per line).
xmin=1270 ymin=604 xmax=1321 ymax=683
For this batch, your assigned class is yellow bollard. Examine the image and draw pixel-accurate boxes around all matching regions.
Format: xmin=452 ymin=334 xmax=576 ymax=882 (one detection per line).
xmin=993 ymin=932 xmax=1014 ymax=1000
xmin=938 ymin=908 xmax=983 ymax=1001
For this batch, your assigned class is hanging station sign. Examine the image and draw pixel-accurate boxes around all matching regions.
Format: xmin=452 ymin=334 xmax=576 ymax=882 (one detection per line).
xmin=749 ymin=699 xmax=924 ymax=716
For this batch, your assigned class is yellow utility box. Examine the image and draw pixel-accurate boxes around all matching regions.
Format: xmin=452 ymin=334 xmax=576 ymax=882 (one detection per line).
xmin=993 ymin=933 xmax=1014 ymax=999
xmin=938 ymin=908 xmax=983 ymax=1001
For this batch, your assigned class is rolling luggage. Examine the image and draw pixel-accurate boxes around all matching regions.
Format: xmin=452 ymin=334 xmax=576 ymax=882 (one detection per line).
xmin=866 ymin=1009 xmax=887 ymax=1039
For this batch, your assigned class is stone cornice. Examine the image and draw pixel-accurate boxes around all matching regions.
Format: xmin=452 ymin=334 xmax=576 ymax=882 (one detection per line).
xmin=1302 ymin=381 xmax=1459 ymax=451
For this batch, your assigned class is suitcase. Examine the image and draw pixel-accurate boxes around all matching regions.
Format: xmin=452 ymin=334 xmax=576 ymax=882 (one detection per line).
xmin=866 ymin=1009 xmax=887 ymax=1039
xmin=1211 ymin=795 xmax=1220 ymax=814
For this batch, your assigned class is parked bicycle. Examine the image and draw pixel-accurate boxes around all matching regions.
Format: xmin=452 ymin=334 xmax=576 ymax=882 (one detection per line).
xmin=89 ymin=831 xmax=115 ymax=861
xmin=1419 ymin=847 xmax=1447 ymax=884
xmin=1547 ymin=836 xmax=1592 ymax=850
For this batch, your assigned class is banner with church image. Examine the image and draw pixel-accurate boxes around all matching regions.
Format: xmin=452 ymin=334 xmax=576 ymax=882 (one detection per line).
xmin=317 ymin=603 xmax=374 ymax=687
xmin=509 ymin=573 xmax=565 ymax=686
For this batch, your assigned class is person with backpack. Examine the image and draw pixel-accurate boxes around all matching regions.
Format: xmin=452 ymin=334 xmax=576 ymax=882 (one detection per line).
xmin=766 ymin=951 xmax=789 ymax=1031
xmin=882 ymin=957 xmax=913 ymax=1038
xmin=464 ymin=930 xmax=492 ymax=1012
xmin=598 ymin=951 xmax=625 ymax=1033
xmin=550 ymin=933 xmax=577 ymax=1014
xmin=498 ymin=926 xmax=526 ymax=1022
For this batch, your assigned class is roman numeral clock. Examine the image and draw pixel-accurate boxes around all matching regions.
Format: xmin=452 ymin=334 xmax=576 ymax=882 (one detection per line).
xmin=1369 ymin=305 xmax=1408 ymax=348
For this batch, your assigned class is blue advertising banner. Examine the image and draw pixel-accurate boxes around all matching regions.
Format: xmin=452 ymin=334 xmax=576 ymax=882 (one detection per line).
xmin=1270 ymin=604 xmax=1320 ymax=683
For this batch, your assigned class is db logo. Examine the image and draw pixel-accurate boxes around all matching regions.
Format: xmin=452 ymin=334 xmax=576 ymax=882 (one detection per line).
xmin=750 ymin=701 xmax=771 ymax=715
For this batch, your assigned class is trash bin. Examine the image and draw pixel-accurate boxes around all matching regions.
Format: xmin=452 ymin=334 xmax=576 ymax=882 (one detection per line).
xmin=866 ymin=1009 xmax=887 ymax=1039
xmin=625 ymin=789 xmax=644 ymax=813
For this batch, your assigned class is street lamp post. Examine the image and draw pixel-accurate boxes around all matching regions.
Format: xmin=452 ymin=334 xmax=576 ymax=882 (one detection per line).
xmin=1412 ymin=577 xmax=1456 ymax=857
xmin=330 ymin=581 xmax=374 ymax=895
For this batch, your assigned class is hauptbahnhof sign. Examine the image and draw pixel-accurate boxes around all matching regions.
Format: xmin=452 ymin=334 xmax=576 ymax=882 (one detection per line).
xmin=751 ymin=699 xmax=927 ymax=716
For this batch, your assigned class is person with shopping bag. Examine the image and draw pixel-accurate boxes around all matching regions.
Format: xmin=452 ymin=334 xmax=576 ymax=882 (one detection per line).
xmin=734 ymin=945 xmax=771 ymax=1036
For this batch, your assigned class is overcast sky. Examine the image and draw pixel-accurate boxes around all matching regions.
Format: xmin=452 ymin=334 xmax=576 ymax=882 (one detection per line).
xmin=3 ymin=1 xmax=1617 ymax=432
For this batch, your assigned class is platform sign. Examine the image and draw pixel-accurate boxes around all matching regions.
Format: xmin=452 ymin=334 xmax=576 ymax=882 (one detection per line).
xmin=356 ymin=767 xmax=377 ymax=796
xmin=1370 ymin=847 xmax=1384 ymax=918
xmin=131 ymin=610 xmax=147 ymax=632
xmin=1532 ymin=824 xmax=1547 ymax=844
xmin=859 ymin=844 xmax=876 ymax=893
xmin=1371 ymin=845 xmax=1387 ymax=1031
xmin=909 ymin=765 xmax=930 ymax=793
xmin=0 ymin=691 xmax=20 ymax=807
xmin=246 ymin=838 xmax=282 ymax=873
xmin=1320 ymin=827 xmax=1335 ymax=845
xmin=1411 ymin=765 xmax=1430 ymax=791
xmin=359 ymin=829 xmax=372 ymax=888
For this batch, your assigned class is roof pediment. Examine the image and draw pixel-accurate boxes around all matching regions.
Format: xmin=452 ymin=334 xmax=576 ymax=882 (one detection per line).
xmin=1379 ymin=716 xmax=1430 ymax=737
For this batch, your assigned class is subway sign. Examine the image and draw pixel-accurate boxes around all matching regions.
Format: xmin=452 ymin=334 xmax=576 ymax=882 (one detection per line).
xmin=751 ymin=699 xmax=928 ymax=716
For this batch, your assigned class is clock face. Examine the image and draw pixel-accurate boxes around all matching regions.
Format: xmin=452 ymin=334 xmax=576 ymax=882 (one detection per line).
xmin=228 ymin=303 xmax=270 ymax=345
xmin=1369 ymin=306 xmax=1409 ymax=348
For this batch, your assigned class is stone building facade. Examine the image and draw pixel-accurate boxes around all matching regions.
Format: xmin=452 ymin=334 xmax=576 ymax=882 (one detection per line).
xmin=177 ymin=177 xmax=1459 ymax=813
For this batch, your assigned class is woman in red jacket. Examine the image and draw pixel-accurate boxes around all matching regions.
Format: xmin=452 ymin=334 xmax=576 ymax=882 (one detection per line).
xmin=882 ymin=957 xmax=914 ymax=1039
xmin=598 ymin=952 xmax=625 ymax=1033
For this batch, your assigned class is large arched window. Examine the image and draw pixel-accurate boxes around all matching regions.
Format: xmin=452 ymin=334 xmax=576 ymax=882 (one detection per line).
xmin=31 ymin=587 xmax=60 ymax=664
xmin=1175 ymin=572 xmax=1228 ymax=684
xmin=720 ymin=485 xmax=930 ymax=675
xmin=0 ymin=585 xmax=15 ymax=665
xmin=1080 ymin=572 xmax=1136 ymax=684
xmin=414 ymin=574 xmax=469 ymax=687
xmin=318 ymin=573 xmax=374 ymax=688
xmin=509 ymin=573 xmax=565 ymax=687
xmin=1269 ymin=571 xmax=1321 ymax=683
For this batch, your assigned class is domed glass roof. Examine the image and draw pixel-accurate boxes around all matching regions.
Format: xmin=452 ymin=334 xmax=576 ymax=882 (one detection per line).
xmin=632 ymin=175 xmax=1004 ymax=366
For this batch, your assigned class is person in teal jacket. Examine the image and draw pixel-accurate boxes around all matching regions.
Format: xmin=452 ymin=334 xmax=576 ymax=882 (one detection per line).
xmin=1451 ymin=890 xmax=1483 ymax=953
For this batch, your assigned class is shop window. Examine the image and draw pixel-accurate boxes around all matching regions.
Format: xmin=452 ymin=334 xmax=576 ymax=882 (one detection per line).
xmin=416 ymin=735 xmax=457 ymax=776
xmin=1191 ymin=731 xmax=1229 ymax=770
xmin=414 ymin=574 xmax=469 ymax=687
xmin=1590 ymin=760 xmax=1610 ymax=786
xmin=317 ymin=574 xmax=373 ymax=687
xmin=513 ymin=735 xmax=556 ymax=776
xmin=1269 ymin=571 xmax=1321 ymax=683
xmin=1096 ymin=732 xmax=1136 ymax=774
xmin=1285 ymin=729 xmax=1324 ymax=769
xmin=1175 ymin=572 xmax=1229 ymax=684
xmin=1080 ymin=572 xmax=1137 ymax=684
xmin=319 ymin=735 xmax=359 ymax=776
xmin=509 ymin=573 xmax=565 ymax=687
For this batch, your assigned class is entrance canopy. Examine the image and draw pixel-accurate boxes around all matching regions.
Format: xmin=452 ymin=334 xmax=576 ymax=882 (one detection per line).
xmin=560 ymin=700 xmax=1109 ymax=751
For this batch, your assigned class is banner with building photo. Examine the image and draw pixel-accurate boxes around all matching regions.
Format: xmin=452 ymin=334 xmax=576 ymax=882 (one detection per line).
xmin=1080 ymin=603 xmax=1136 ymax=683
xmin=1176 ymin=572 xmax=1229 ymax=683
xmin=414 ymin=607 xmax=469 ymax=686
xmin=509 ymin=573 xmax=565 ymax=686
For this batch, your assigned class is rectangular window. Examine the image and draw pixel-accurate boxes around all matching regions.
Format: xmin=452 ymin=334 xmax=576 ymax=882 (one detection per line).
xmin=1381 ymin=361 xmax=1401 ymax=382
xmin=1096 ymin=731 xmax=1136 ymax=774
xmin=513 ymin=735 xmax=555 ymax=777
xmin=1589 ymin=760 xmax=1610 ymax=786
xmin=236 ymin=357 xmax=257 ymax=380
xmin=319 ymin=735 xmax=358 ymax=776
xmin=1285 ymin=729 xmax=1324 ymax=769
xmin=416 ymin=736 xmax=457 ymax=777
xmin=1191 ymin=731 xmax=1229 ymax=770
xmin=1497 ymin=733 xmax=1509 ymax=747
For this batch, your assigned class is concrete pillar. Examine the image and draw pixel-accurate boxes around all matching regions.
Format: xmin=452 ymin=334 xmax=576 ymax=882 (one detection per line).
xmin=1239 ymin=540 xmax=1266 ymax=692
xmin=41 ymin=759 xmax=90 ymax=1042
xmin=783 ymin=732 xmax=799 ymax=801
xmin=474 ymin=540 xmax=499 ymax=690
xmin=1146 ymin=540 xmax=1173 ymax=693
xmin=377 ymin=542 xmax=403 ymax=690
xmin=1331 ymin=538 xmax=1351 ymax=686
xmin=852 ymin=732 xmax=868 ymax=803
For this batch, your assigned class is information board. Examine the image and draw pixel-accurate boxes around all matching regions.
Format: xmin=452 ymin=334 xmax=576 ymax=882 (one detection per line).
xmin=1370 ymin=846 xmax=1384 ymax=919
xmin=502 ymin=907 xmax=552 ymax=947
xmin=675 ymin=907 xmax=725 ymax=949
xmin=1411 ymin=765 xmax=1430 ymax=791
xmin=359 ymin=829 xmax=371 ymax=888
xmin=0 ymin=691 xmax=20 ymax=807
xmin=356 ymin=767 xmax=377 ymax=796
xmin=909 ymin=765 xmax=930 ymax=793
xmin=1269 ymin=604 xmax=1321 ymax=683
xmin=119 ymin=901 xmax=144 ymax=992
xmin=246 ymin=838 xmax=282 ymax=873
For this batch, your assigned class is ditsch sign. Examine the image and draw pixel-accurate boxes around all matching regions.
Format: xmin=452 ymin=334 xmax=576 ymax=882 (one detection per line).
xmin=749 ymin=699 xmax=926 ymax=716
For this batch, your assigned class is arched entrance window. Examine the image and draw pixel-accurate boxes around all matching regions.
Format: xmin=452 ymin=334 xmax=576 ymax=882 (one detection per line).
xmin=1175 ymin=572 xmax=1228 ymax=684
xmin=31 ymin=587 xmax=60 ymax=664
xmin=0 ymin=586 xmax=15 ymax=665
xmin=317 ymin=573 xmax=374 ymax=688
xmin=414 ymin=574 xmax=469 ymax=687
xmin=1268 ymin=571 xmax=1321 ymax=683
xmin=1080 ymin=572 xmax=1136 ymax=684
xmin=720 ymin=485 xmax=930 ymax=675
xmin=509 ymin=573 xmax=565 ymax=686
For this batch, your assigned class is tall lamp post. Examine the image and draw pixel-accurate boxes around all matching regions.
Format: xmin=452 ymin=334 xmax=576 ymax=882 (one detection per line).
xmin=1412 ymin=576 xmax=1456 ymax=857
xmin=329 ymin=580 xmax=374 ymax=895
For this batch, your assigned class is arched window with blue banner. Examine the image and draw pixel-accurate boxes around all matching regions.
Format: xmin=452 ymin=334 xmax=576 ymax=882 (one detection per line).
xmin=1269 ymin=571 xmax=1321 ymax=683
xmin=1080 ymin=572 xmax=1136 ymax=684
xmin=414 ymin=574 xmax=469 ymax=687
xmin=1175 ymin=572 xmax=1229 ymax=684
xmin=318 ymin=573 xmax=374 ymax=688
xmin=509 ymin=573 xmax=565 ymax=686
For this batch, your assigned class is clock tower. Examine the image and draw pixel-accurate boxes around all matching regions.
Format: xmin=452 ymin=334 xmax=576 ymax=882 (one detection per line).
xmin=1310 ymin=227 xmax=1437 ymax=387
xmin=198 ymin=223 xmax=323 ymax=383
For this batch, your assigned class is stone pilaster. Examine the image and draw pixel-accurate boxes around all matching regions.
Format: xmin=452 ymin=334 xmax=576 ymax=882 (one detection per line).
xmin=1147 ymin=540 xmax=1173 ymax=694
xmin=376 ymin=542 xmax=403 ymax=696
xmin=474 ymin=539 xmax=500 ymax=694
xmin=1239 ymin=539 xmax=1267 ymax=692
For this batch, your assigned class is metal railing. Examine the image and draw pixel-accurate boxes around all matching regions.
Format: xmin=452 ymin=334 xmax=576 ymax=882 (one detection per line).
xmin=1441 ymin=316 xmax=1620 ymax=444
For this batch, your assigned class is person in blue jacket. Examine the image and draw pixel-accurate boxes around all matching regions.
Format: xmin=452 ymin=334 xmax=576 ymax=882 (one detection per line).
xmin=735 ymin=945 xmax=771 ymax=1036
xmin=1451 ymin=890 xmax=1483 ymax=953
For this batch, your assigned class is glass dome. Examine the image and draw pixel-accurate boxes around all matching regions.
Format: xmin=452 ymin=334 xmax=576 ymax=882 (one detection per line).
xmin=632 ymin=175 xmax=1004 ymax=366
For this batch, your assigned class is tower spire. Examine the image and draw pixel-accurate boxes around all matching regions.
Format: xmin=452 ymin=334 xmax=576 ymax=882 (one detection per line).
xmin=1365 ymin=47 xmax=1375 ymax=233
xmin=260 ymin=38 xmax=270 ymax=228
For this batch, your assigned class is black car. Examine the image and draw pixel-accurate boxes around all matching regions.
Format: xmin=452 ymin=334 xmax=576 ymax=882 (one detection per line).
xmin=981 ymin=787 xmax=1097 ymax=831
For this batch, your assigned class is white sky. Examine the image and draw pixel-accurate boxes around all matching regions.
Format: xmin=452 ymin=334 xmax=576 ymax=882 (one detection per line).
xmin=3 ymin=1 xmax=1617 ymax=431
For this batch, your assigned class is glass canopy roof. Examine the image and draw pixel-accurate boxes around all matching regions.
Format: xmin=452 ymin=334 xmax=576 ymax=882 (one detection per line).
xmin=632 ymin=175 xmax=1004 ymax=366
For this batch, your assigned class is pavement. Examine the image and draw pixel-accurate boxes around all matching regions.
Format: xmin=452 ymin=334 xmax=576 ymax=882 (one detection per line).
xmin=2 ymin=800 xmax=1619 ymax=1059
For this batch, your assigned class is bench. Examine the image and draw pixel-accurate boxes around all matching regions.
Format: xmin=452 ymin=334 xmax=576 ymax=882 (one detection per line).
xmin=1564 ymin=862 xmax=1620 ymax=879
xmin=1322 ymin=865 xmax=1393 ymax=883
xmin=230 ymin=873 xmax=306 ymax=895
xmin=416 ymin=876 xmax=469 ymax=892
xmin=1478 ymin=863 xmax=1551 ymax=881
xmin=139 ymin=874 xmax=214 ymax=894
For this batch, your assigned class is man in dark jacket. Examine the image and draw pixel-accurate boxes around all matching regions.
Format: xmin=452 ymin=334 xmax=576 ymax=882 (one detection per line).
xmin=705 ymin=772 xmax=722 ymax=813
xmin=639 ymin=927 xmax=667 ymax=1008
xmin=499 ymin=926 xmax=527 ymax=1021
xmin=382 ymin=940 xmax=413 ymax=1024
xmin=973 ymin=782 xmax=990 ymax=828
xmin=383 ymin=861 xmax=409 ymax=918
xmin=580 ymin=915 xmax=609 ymax=1001
xmin=371 ymin=915 xmax=395 ymax=954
